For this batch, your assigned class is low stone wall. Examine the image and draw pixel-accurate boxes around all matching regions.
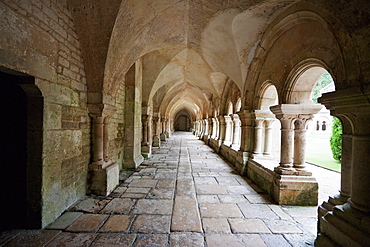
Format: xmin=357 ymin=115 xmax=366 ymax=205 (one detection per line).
xmin=247 ymin=159 xmax=275 ymax=197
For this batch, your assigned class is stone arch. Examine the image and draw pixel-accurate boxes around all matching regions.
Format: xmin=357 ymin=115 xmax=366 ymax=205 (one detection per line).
xmin=174 ymin=109 xmax=193 ymax=131
xmin=0 ymin=68 xmax=43 ymax=230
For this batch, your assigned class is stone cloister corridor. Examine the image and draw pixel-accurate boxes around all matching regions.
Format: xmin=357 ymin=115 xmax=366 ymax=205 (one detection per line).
xmin=1 ymin=0 xmax=370 ymax=246
xmin=1 ymin=132 xmax=334 ymax=246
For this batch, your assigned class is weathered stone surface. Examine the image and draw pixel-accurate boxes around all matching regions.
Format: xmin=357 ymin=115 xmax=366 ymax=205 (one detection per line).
xmin=91 ymin=233 xmax=136 ymax=246
xmin=196 ymin=184 xmax=228 ymax=195
xmin=133 ymin=234 xmax=168 ymax=247
xmin=99 ymin=215 xmax=132 ymax=232
xmin=238 ymin=204 xmax=279 ymax=219
xmin=170 ymin=232 xmax=204 ymax=246
xmin=69 ymin=198 xmax=110 ymax=213
xmin=171 ymin=196 xmax=202 ymax=232
xmin=156 ymin=180 xmax=175 ymax=189
xmin=131 ymin=215 xmax=171 ymax=233
xmin=199 ymin=204 xmax=243 ymax=218
xmin=202 ymin=218 xmax=231 ymax=233
xmin=147 ymin=188 xmax=174 ymax=199
xmin=205 ymin=234 xmax=267 ymax=247
xmin=228 ymin=219 xmax=271 ymax=233
xmin=4 ymin=230 xmax=61 ymax=247
xmin=218 ymin=195 xmax=249 ymax=204
xmin=176 ymin=179 xmax=195 ymax=196
xmin=128 ymin=179 xmax=158 ymax=188
xmin=45 ymin=232 xmax=96 ymax=247
xmin=225 ymin=185 xmax=258 ymax=195
xmin=46 ymin=212 xmax=83 ymax=230
xmin=245 ymin=194 xmax=271 ymax=204
xmin=264 ymin=219 xmax=303 ymax=234
xmin=132 ymin=199 xmax=173 ymax=215
xmin=197 ymin=195 xmax=220 ymax=204
xmin=66 ymin=214 xmax=108 ymax=233
xmin=120 ymin=193 xmax=146 ymax=199
xmin=100 ymin=198 xmax=135 ymax=214
xmin=260 ymin=234 xmax=291 ymax=247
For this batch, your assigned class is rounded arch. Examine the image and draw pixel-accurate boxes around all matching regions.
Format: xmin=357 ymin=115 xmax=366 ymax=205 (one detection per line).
xmin=284 ymin=60 xmax=331 ymax=104
xmin=255 ymin=81 xmax=279 ymax=111
xmin=243 ymin=1 xmax=357 ymax=108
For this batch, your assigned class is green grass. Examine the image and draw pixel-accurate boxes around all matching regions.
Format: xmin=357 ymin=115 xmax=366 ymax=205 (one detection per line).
xmin=306 ymin=134 xmax=341 ymax=172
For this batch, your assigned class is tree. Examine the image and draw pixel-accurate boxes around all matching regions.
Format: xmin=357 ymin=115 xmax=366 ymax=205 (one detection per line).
xmin=330 ymin=117 xmax=342 ymax=161
xmin=311 ymin=72 xmax=333 ymax=103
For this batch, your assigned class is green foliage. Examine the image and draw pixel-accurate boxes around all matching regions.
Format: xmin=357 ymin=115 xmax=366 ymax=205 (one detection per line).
xmin=330 ymin=117 xmax=342 ymax=161
xmin=311 ymin=72 xmax=334 ymax=103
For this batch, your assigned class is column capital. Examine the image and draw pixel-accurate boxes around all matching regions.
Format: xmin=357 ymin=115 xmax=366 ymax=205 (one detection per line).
xmin=88 ymin=103 xmax=117 ymax=118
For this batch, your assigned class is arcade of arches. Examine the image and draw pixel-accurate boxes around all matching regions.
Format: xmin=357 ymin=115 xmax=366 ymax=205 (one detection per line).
xmin=0 ymin=0 xmax=369 ymax=246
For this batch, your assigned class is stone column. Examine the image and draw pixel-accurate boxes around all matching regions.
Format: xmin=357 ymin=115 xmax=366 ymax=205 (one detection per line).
xmin=160 ymin=117 xmax=166 ymax=141
xmin=211 ymin=118 xmax=217 ymax=139
xmin=231 ymin=114 xmax=241 ymax=150
xmin=87 ymin=103 xmax=119 ymax=196
xmin=263 ymin=119 xmax=274 ymax=156
xmin=217 ymin=116 xmax=225 ymax=143
xmin=270 ymin=104 xmax=321 ymax=206
xmin=152 ymin=116 xmax=160 ymax=147
xmin=293 ymin=116 xmax=313 ymax=171
xmin=141 ymin=114 xmax=151 ymax=158
xmin=224 ymin=116 xmax=233 ymax=146
xmin=252 ymin=119 xmax=264 ymax=157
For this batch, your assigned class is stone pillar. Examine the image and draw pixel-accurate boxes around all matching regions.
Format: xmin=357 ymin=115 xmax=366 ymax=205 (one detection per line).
xmin=160 ymin=117 xmax=166 ymax=141
xmin=315 ymin=89 xmax=370 ymax=246
xmin=270 ymin=104 xmax=322 ymax=206
xmin=293 ymin=116 xmax=313 ymax=171
xmin=217 ymin=116 xmax=226 ymax=145
xmin=87 ymin=103 xmax=119 ymax=196
xmin=211 ymin=117 xmax=217 ymax=139
xmin=141 ymin=114 xmax=152 ymax=158
xmin=231 ymin=114 xmax=241 ymax=150
xmin=263 ymin=119 xmax=274 ymax=156
xmin=152 ymin=116 xmax=160 ymax=147
xmin=224 ymin=116 xmax=233 ymax=146
xmin=252 ymin=119 xmax=264 ymax=157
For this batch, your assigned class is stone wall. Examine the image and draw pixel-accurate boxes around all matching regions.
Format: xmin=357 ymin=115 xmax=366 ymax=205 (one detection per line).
xmin=0 ymin=0 xmax=89 ymax=227
xmin=109 ymin=83 xmax=125 ymax=170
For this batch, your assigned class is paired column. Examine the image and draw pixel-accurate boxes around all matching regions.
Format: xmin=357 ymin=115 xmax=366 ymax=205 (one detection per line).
xmin=263 ymin=119 xmax=275 ymax=156
xmin=160 ymin=117 xmax=167 ymax=141
xmin=224 ymin=115 xmax=233 ymax=146
xmin=87 ymin=103 xmax=119 ymax=196
xmin=231 ymin=114 xmax=241 ymax=150
xmin=152 ymin=116 xmax=160 ymax=147
xmin=252 ymin=119 xmax=264 ymax=157
xmin=141 ymin=114 xmax=152 ymax=158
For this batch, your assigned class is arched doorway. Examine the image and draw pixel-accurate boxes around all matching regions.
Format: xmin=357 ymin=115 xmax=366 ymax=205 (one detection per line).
xmin=0 ymin=69 xmax=43 ymax=230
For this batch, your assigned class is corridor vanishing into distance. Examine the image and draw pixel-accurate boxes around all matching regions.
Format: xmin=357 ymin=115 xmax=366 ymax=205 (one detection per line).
xmin=1 ymin=132 xmax=321 ymax=246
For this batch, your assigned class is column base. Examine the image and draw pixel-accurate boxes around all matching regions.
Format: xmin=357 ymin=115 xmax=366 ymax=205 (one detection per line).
xmin=141 ymin=144 xmax=152 ymax=159
xmin=89 ymin=161 xmax=119 ymax=196
xmin=153 ymin=135 xmax=160 ymax=147
xmin=316 ymin=203 xmax=370 ymax=246
xmin=274 ymin=166 xmax=312 ymax=176
xmin=160 ymin=133 xmax=166 ymax=141
xmin=273 ymin=173 xmax=318 ymax=206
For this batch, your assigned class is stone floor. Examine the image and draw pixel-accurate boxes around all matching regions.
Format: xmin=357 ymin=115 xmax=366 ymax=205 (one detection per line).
xmin=0 ymin=132 xmax=340 ymax=247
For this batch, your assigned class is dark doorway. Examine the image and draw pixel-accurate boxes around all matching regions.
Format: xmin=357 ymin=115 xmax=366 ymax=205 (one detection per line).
xmin=0 ymin=71 xmax=28 ymax=230
xmin=0 ymin=69 xmax=43 ymax=231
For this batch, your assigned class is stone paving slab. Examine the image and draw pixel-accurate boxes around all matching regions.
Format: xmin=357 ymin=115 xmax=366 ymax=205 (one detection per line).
xmin=126 ymin=187 xmax=151 ymax=194
xmin=176 ymin=179 xmax=195 ymax=196
xmin=46 ymin=212 xmax=83 ymax=230
xmin=196 ymin=184 xmax=228 ymax=195
xmin=264 ymin=219 xmax=303 ymax=233
xmin=45 ymin=232 xmax=96 ymax=246
xmin=199 ymin=204 xmax=244 ymax=218
xmin=170 ymin=232 xmax=204 ymax=246
xmin=202 ymin=218 xmax=231 ymax=233
xmin=98 ymin=215 xmax=132 ymax=232
xmin=147 ymin=188 xmax=174 ymax=199
xmin=244 ymin=194 xmax=271 ymax=204
xmin=120 ymin=193 xmax=146 ymax=199
xmin=91 ymin=233 xmax=136 ymax=246
xmin=132 ymin=199 xmax=173 ymax=215
xmin=128 ymin=179 xmax=158 ymax=188
xmin=4 ymin=230 xmax=61 ymax=247
xmin=133 ymin=234 xmax=168 ymax=247
xmin=197 ymin=195 xmax=220 ymax=204
xmin=218 ymin=195 xmax=250 ymax=204
xmin=66 ymin=214 xmax=108 ymax=233
xmin=225 ymin=185 xmax=258 ymax=195
xmin=260 ymin=234 xmax=292 ymax=247
xmin=156 ymin=179 xmax=175 ymax=189
xmin=0 ymin=230 xmax=23 ymax=246
xmin=171 ymin=196 xmax=202 ymax=232
xmin=238 ymin=204 xmax=279 ymax=219
xmin=228 ymin=218 xmax=271 ymax=233
xmin=131 ymin=215 xmax=171 ymax=234
xmin=100 ymin=198 xmax=135 ymax=214
xmin=69 ymin=198 xmax=110 ymax=213
xmin=205 ymin=233 xmax=267 ymax=247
